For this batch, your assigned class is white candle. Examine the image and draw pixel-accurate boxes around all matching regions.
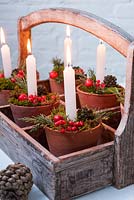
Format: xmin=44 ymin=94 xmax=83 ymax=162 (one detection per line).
xmin=64 ymin=25 xmax=72 ymax=67
xmin=63 ymin=46 xmax=76 ymax=121
xmin=96 ymin=40 xmax=106 ymax=82
xmin=0 ymin=27 xmax=12 ymax=78
xmin=26 ymin=39 xmax=37 ymax=96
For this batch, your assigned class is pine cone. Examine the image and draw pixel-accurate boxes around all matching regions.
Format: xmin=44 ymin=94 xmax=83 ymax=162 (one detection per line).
xmin=103 ymin=75 xmax=117 ymax=87
xmin=0 ymin=163 xmax=33 ymax=200
xmin=77 ymin=107 xmax=94 ymax=121
xmin=37 ymin=85 xmax=48 ymax=96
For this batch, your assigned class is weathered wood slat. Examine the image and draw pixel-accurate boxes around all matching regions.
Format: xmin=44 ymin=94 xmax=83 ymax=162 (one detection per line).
xmin=0 ymin=112 xmax=59 ymax=167
xmin=18 ymin=8 xmax=134 ymax=66
xmin=0 ymin=105 xmax=14 ymax=121
xmin=0 ymin=111 xmax=60 ymax=200
xmin=57 ymin=142 xmax=114 ymax=170
xmin=53 ymin=139 xmax=114 ymax=199
xmin=56 ymin=149 xmax=113 ymax=200
xmin=114 ymin=42 xmax=134 ymax=188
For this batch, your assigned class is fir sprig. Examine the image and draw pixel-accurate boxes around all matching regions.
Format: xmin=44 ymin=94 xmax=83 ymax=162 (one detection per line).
xmin=22 ymin=106 xmax=113 ymax=133
xmin=23 ymin=114 xmax=53 ymax=132
xmin=0 ymin=78 xmax=15 ymax=91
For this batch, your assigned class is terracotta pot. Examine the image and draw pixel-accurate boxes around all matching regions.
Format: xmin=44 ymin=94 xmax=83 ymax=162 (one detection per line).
xmin=49 ymin=79 xmax=82 ymax=94
xmin=10 ymin=101 xmax=59 ymax=128
xmin=45 ymin=123 xmax=103 ymax=156
xmin=49 ymin=78 xmax=64 ymax=94
xmin=0 ymin=90 xmax=11 ymax=106
xmin=77 ymin=85 xmax=119 ymax=110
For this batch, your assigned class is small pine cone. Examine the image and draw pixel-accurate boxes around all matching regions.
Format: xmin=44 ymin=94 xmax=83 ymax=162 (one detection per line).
xmin=103 ymin=75 xmax=117 ymax=87
xmin=77 ymin=107 xmax=94 ymax=121
xmin=0 ymin=163 xmax=33 ymax=200
xmin=37 ymin=85 xmax=48 ymax=96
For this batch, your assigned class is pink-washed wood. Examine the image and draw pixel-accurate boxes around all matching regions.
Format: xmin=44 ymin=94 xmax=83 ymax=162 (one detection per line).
xmin=114 ymin=42 xmax=134 ymax=188
xmin=17 ymin=8 xmax=134 ymax=66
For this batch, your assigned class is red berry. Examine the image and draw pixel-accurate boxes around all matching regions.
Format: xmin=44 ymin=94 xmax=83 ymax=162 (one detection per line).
xmin=18 ymin=70 xmax=25 ymax=77
xmin=68 ymin=121 xmax=74 ymax=126
xmin=49 ymin=71 xmax=58 ymax=79
xmin=60 ymin=120 xmax=66 ymax=125
xmin=60 ymin=128 xmax=65 ymax=134
xmin=28 ymin=94 xmax=34 ymax=98
xmin=100 ymin=83 xmax=106 ymax=89
xmin=0 ymin=73 xmax=4 ymax=78
xmin=85 ymin=79 xmax=93 ymax=87
xmin=11 ymin=77 xmax=16 ymax=83
xmin=41 ymin=95 xmax=46 ymax=102
xmin=66 ymin=126 xmax=72 ymax=131
xmin=74 ymin=121 xmax=84 ymax=127
xmin=18 ymin=93 xmax=28 ymax=101
xmin=71 ymin=126 xmax=77 ymax=131
xmin=96 ymin=80 xmax=100 ymax=84
xmin=28 ymin=95 xmax=34 ymax=102
xmin=54 ymin=121 xmax=62 ymax=126
xmin=37 ymin=97 xmax=42 ymax=102
xmin=74 ymin=121 xmax=81 ymax=127
xmin=53 ymin=115 xmax=63 ymax=122
xmin=16 ymin=73 xmax=24 ymax=79
xmin=96 ymin=83 xmax=100 ymax=87
xmin=79 ymin=121 xmax=84 ymax=127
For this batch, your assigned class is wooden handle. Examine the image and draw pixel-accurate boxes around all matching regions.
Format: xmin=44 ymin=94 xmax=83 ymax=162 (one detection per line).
xmin=17 ymin=8 xmax=134 ymax=66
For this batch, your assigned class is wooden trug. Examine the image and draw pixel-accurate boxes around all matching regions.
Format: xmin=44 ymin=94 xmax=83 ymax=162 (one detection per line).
xmin=0 ymin=8 xmax=134 ymax=200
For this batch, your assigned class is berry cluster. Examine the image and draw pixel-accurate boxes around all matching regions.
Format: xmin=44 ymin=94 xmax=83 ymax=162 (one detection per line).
xmin=49 ymin=57 xmax=85 ymax=83
xmin=80 ymin=78 xmax=106 ymax=94
xmin=85 ymin=78 xmax=105 ymax=89
xmin=17 ymin=93 xmax=58 ymax=106
xmin=11 ymin=70 xmax=25 ymax=83
xmin=52 ymin=114 xmax=84 ymax=134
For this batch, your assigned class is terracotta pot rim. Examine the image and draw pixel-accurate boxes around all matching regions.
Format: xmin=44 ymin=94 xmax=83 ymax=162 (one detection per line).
xmin=50 ymin=78 xmax=81 ymax=83
xmin=10 ymin=100 xmax=59 ymax=109
xmin=77 ymin=84 xmax=117 ymax=97
xmin=45 ymin=123 xmax=101 ymax=135
xmin=50 ymin=78 xmax=63 ymax=83
xmin=0 ymin=89 xmax=11 ymax=92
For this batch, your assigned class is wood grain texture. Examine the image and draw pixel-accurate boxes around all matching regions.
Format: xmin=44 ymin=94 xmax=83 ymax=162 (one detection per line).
xmin=0 ymin=105 xmax=14 ymax=121
xmin=56 ymin=144 xmax=114 ymax=200
xmin=17 ymin=19 xmax=31 ymax=67
xmin=0 ymin=111 xmax=60 ymax=200
xmin=17 ymin=8 xmax=134 ymax=66
xmin=114 ymin=42 xmax=134 ymax=188
xmin=0 ymin=108 xmax=115 ymax=200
